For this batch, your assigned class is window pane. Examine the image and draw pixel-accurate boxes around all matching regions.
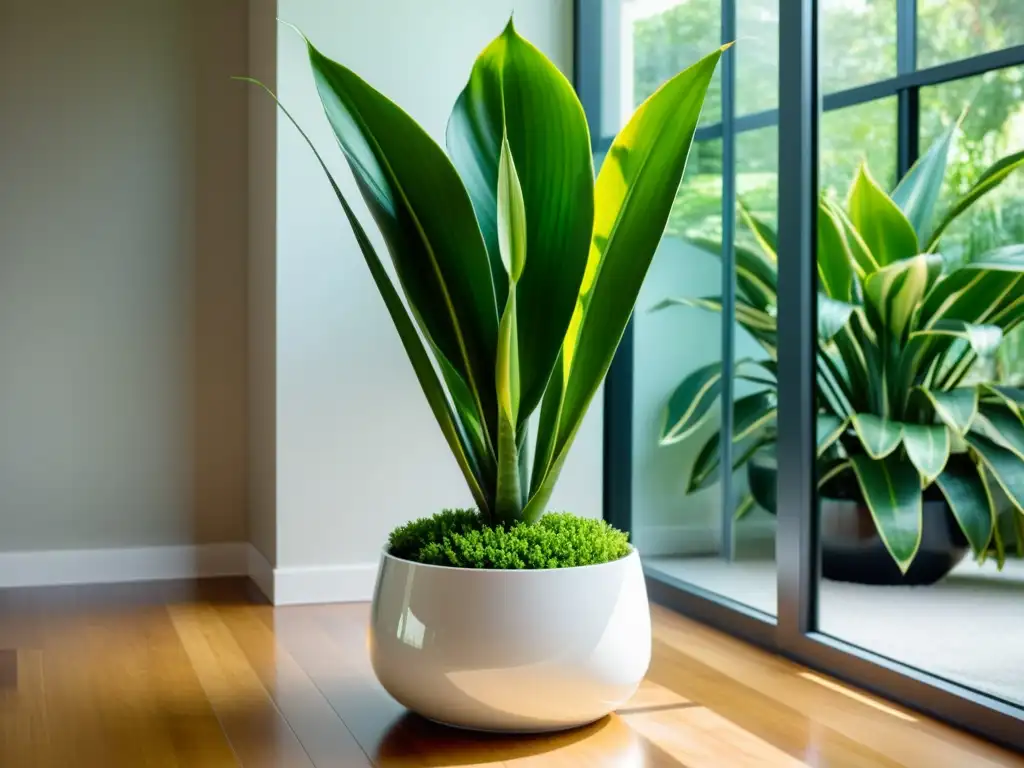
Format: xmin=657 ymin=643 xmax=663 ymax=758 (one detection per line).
xmin=820 ymin=97 xmax=898 ymax=200
xmin=737 ymin=0 xmax=896 ymax=116
xmin=736 ymin=127 xmax=778 ymax=228
xmin=918 ymin=0 xmax=1024 ymax=70
xmin=821 ymin=0 xmax=896 ymax=93
xmin=736 ymin=0 xmax=778 ymax=114
xmin=920 ymin=65 xmax=1024 ymax=390
xmin=815 ymin=71 xmax=1024 ymax=713
xmin=600 ymin=0 xmax=721 ymax=137
xmin=631 ymin=139 xmax=726 ymax=593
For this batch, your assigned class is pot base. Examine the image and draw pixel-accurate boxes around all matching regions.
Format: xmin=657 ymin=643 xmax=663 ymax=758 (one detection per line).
xmin=369 ymin=549 xmax=651 ymax=733
xmin=821 ymin=497 xmax=968 ymax=586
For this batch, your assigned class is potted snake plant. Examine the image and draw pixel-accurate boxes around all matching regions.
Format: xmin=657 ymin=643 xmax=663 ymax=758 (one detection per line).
xmin=655 ymin=122 xmax=1024 ymax=585
xmin=243 ymin=19 xmax=724 ymax=732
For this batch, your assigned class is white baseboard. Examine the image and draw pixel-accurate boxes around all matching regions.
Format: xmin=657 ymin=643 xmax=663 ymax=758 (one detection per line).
xmin=0 ymin=542 xmax=249 ymax=589
xmin=272 ymin=561 xmax=379 ymax=606
xmin=0 ymin=541 xmax=379 ymax=605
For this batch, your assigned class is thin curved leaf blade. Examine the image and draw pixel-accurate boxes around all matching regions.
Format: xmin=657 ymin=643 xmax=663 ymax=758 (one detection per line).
xmin=915 ymin=386 xmax=978 ymax=435
xmin=817 ymin=414 xmax=848 ymax=456
xmin=981 ymin=384 xmax=1024 ymax=418
xmin=928 ymin=149 xmax=1024 ymax=250
xmin=818 ymin=295 xmax=855 ymax=342
xmin=447 ymin=19 xmax=594 ymax=424
xmin=660 ymin=361 xmax=724 ymax=445
xmin=246 ymin=78 xmax=491 ymax=515
xmin=901 ymin=423 xmax=951 ymax=484
xmin=738 ymin=202 xmax=778 ymax=262
xmin=920 ymin=246 xmax=1024 ymax=329
xmin=850 ymin=413 xmax=903 ymax=459
xmin=848 ymin=162 xmax=919 ymax=267
xmin=306 ymin=37 xmax=500 ymax=448
xmin=967 ymin=433 xmax=1024 ymax=512
xmin=891 ymin=119 xmax=959 ymax=244
xmin=935 ymin=461 xmax=995 ymax=557
xmin=734 ymin=494 xmax=756 ymax=521
xmin=732 ymin=391 xmax=777 ymax=443
xmin=974 ymin=403 xmax=1024 ymax=460
xmin=849 ymin=453 xmax=923 ymax=573
xmin=817 ymin=198 xmax=855 ymax=301
xmin=689 ymin=431 xmax=774 ymax=493
xmin=653 ymin=296 xmax=777 ymax=334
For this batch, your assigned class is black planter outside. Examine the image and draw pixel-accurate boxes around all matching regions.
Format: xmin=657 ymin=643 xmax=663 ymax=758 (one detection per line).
xmin=746 ymin=448 xmax=969 ymax=586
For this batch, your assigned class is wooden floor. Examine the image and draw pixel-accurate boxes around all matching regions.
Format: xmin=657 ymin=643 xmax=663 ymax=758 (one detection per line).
xmin=0 ymin=579 xmax=1021 ymax=767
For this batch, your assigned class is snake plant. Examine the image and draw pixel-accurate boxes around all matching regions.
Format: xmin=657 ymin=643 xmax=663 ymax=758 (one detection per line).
xmin=244 ymin=20 xmax=724 ymax=527
xmin=656 ymin=121 xmax=1024 ymax=572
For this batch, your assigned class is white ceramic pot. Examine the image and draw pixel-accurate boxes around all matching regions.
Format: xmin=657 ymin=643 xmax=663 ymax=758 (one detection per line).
xmin=369 ymin=547 xmax=651 ymax=733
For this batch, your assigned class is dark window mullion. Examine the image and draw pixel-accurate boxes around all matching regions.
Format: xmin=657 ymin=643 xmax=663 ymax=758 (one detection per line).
xmin=776 ymin=0 xmax=819 ymax=639
xmin=897 ymin=0 xmax=919 ymax=176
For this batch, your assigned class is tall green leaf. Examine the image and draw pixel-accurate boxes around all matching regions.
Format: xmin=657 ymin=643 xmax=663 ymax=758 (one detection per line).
xmin=927 ymin=149 xmax=1024 ymax=250
xmin=524 ymin=46 xmax=726 ymax=520
xmin=241 ymin=78 xmax=491 ymax=514
xmin=825 ymin=196 xmax=878 ymax=276
xmin=890 ymin=119 xmax=959 ymax=244
xmin=494 ymin=137 xmax=526 ymax=522
xmin=967 ymin=433 xmax=1024 ymax=512
xmin=850 ymin=413 xmax=903 ymax=459
xmin=901 ymin=423 xmax=951 ymax=483
xmin=847 ymin=162 xmax=919 ymax=268
xmin=849 ymin=452 xmax=923 ymax=573
xmin=817 ymin=198 xmax=855 ymax=301
xmin=446 ymin=20 xmax=594 ymax=425
xmin=306 ymin=36 xmax=500 ymax=450
xmin=935 ymin=462 xmax=995 ymax=557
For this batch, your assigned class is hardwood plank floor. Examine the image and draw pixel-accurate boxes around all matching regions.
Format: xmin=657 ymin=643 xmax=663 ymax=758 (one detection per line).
xmin=0 ymin=577 xmax=1020 ymax=767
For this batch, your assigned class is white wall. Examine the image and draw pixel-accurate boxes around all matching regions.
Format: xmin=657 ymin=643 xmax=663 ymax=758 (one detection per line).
xmin=0 ymin=0 xmax=249 ymax=551
xmin=269 ymin=0 xmax=600 ymax=571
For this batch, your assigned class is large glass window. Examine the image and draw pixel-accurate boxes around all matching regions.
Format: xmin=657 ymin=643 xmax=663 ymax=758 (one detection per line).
xmin=583 ymin=0 xmax=1024 ymax=748
xmin=918 ymin=0 xmax=1024 ymax=69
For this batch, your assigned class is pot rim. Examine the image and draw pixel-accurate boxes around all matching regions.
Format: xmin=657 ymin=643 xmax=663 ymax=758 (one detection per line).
xmin=379 ymin=545 xmax=640 ymax=574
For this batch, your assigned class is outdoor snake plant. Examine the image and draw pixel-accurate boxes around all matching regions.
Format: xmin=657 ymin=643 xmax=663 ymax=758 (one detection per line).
xmin=655 ymin=121 xmax=1024 ymax=572
xmin=243 ymin=20 xmax=725 ymax=527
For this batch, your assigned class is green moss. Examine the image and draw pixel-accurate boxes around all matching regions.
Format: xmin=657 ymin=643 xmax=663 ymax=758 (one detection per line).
xmin=387 ymin=510 xmax=631 ymax=569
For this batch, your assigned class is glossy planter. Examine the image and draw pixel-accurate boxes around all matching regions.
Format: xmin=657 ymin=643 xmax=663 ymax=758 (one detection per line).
xmin=369 ymin=548 xmax=651 ymax=733
xmin=747 ymin=448 xmax=968 ymax=586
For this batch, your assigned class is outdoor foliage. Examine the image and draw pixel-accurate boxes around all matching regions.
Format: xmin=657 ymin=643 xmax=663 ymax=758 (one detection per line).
xmin=245 ymin=19 xmax=723 ymax=529
xmin=635 ymin=0 xmax=1024 ymax=380
xmin=656 ymin=122 xmax=1024 ymax=573
xmin=388 ymin=510 xmax=631 ymax=569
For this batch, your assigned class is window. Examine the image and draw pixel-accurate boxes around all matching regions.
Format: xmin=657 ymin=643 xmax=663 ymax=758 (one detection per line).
xmin=580 ymin=0 xmax=1024 ymax=749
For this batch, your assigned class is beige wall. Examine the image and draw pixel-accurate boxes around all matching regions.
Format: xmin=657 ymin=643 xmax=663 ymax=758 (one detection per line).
xmin=0 ymin=0 xmax=249 ymax=551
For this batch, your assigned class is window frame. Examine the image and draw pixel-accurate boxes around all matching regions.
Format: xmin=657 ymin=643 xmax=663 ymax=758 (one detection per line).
xmin=581 ymin=0 xmax=1024 ymax=752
